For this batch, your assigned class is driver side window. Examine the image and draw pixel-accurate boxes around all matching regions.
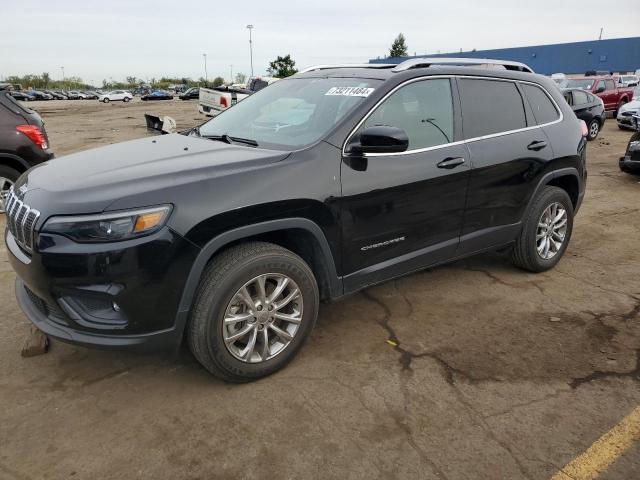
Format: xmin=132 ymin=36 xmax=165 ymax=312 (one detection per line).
xmin=362 ymin=79 xmax=454 ymax=151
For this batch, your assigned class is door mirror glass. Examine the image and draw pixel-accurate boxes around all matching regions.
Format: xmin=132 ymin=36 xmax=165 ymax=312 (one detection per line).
xmin=354 ymin=125 xmax=409 ymax=154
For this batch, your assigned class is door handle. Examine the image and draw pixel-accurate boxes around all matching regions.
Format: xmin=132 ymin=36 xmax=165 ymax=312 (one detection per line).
xmin=437 ymin=157 xmax=465 ymax=169
xmin=527 ymin=140 xmax=548 ymax=151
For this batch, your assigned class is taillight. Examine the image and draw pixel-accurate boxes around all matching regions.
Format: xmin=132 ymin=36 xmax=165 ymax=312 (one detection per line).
xmin=16 ymin=125 xmax=48 ymax=149
xmin=219 ymin=96 xmax=228 ymax=108
xmin=579 ymin=119 xmax=588 ymax=137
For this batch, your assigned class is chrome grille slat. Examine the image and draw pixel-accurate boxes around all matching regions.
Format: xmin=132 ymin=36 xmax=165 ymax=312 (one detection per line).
xmin=4 ymin=188 xmax=38 ymax=254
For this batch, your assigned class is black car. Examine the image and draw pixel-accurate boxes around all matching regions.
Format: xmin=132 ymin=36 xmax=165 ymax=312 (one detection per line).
xmin=619 ymin=114 xmax=640 ymax=174
xmin=4 ymin=59 xmax=587 ymax=382
xmin=562 ymin=88 xmax=606 ymax=140
xmin=141 ymin=90 xmax=174 ymax=101
xmin=44 ymin=90 xmax=67 ymax=100
xmin=0 ymin=88 xmax=54 ymax=213
xmin=9 ymin=91 xmax=34 ymax=101
xmin=27 ymin=90 xmax=53 ymax=101
xmin=179 ymin=87 xmax=199 ymax=100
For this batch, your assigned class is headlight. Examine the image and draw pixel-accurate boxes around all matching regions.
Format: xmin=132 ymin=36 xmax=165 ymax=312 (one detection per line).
xmin=42 ymin=205 xmax=172 ymax=243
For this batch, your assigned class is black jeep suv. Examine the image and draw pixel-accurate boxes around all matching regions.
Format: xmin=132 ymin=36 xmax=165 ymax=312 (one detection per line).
xmin=4 ymin=59 xmax=586 ymax=382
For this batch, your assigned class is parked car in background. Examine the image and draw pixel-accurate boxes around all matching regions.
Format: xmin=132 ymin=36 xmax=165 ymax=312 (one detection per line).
xmin=9 ymin=91 xmax=34 ymax=101
xmin=98 ymin=90 xmax=133 ymax=103
xmin=3 ymin=59 xmax=587 ymax=381
xmin=27 ymin=91 xmax=53 ymax=101
xmin=618 ymin=75 xmax=639 ymax=87
xmin=66 ymin=91 xmax=88 ymax=99
xmin=43 ymin=90 xmax=67 ymax=100
xmin=141 ymin=90 xmax=173 ymax=101
xmin=52 ymin=91 xmax=69 ymax=99
xmin=563 ymin=88 xmax=605 ymax=140
xmin=81 ymin=91 xmax=99 ymax=100
xmin=563 ymin=76 xmax=634 ymax=113
xmin=619 ymin=114 xmax=640 ymax=174
xmin=179 ymin=87 xmax=199 ymax=100
xmin=616 ymin=86 xmax=640 ymax=130
xmin=0 ymin=87 xmax=54 ymax=213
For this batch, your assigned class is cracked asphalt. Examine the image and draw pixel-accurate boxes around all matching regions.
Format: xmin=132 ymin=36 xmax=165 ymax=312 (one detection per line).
xmin=1 ymin=100 xmax=639 ymax=479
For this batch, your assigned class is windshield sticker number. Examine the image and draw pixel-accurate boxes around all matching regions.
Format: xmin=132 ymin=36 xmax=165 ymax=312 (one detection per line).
xmin=325 ymin=87 xmax=374 ymax=97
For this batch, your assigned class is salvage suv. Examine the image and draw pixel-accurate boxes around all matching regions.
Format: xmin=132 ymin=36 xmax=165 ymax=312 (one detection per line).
xmin=3 ymin=58 xmax=587 ymax=382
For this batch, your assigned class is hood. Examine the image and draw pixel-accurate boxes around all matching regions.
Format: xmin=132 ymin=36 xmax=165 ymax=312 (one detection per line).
xmin=17 ymin=133 xmax=290 ymax=216
xmin=620 ymin=100 xmax=640 ymax=114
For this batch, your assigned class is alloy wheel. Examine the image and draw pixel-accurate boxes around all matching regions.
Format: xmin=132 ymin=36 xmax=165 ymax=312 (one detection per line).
xmin=536 ymin=202 xmax=568 ymax=260
xmin=0 ymin=177 xmax=14 ymax=214
xmin=589 ymin=121 xmax=599 ymax=138
xmin=222 ymin=273 xmax=303 ymax=363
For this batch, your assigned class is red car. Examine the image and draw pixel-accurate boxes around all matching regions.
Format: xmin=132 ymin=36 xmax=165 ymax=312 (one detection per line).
xmin=564 ymin=76 xmax=634 ymax=113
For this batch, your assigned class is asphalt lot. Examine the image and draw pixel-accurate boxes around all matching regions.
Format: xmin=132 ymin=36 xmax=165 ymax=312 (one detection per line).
xmin=1 ymin=99 xmax=639 ymax=480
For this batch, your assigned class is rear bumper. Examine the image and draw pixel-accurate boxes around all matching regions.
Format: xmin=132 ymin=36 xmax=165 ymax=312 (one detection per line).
xmin=619 ymin=157 xmax=640 ymax=173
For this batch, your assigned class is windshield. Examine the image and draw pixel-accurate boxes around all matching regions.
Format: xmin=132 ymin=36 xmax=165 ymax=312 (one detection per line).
xmin=565 ymin=79 xmax=594 ymax=90
xmin=198 ymin=77 xmax=382 ymax=150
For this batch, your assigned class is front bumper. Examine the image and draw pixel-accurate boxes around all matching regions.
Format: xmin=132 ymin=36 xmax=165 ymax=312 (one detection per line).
xmin=6 ymin=226 xmax=200 ymax=351
xmin=619 ymin=156 xmax=640 ymax=174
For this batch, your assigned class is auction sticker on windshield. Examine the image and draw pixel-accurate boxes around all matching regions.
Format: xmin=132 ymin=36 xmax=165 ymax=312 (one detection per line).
xmin=325 ymin=87 xmax=375 ymax=97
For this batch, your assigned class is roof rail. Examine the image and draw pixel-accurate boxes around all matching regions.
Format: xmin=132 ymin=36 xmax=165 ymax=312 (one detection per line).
xmin=300 ymin=64 xmax=395 ymax=73
xmin=391 ymin=57 xmax=535 ymax=73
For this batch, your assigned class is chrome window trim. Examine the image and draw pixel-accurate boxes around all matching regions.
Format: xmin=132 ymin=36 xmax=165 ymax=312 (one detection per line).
xmin=341 ymin=75 xmax=564 ymax=158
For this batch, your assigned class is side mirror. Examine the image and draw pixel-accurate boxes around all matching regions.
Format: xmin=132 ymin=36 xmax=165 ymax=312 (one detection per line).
xmin=350 ymin=125 xmax=409 ymax=155
xmin=595 ymin=86 xmax=605 ymax=93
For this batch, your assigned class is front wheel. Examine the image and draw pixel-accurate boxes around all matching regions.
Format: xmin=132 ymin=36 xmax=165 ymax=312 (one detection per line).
xmin=512 ymin=186 xmax=574 ymax=272
xmin=123 ymin=97 xmax=130 ymax=102
xmin=587 ymin=119 xmax=600 ymax=140
xmin=187 ymin=242 xmax=319 ymax=382
xmin=103 ymin=97 xmax=110 ymax=103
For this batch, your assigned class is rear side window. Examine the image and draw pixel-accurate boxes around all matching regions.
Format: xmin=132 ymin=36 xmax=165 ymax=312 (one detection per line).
xmin=605 ymin=79 xmax=615 ymax=91
xmin=522 ymin=84 xmax=560 ymax=125
xmin=362 ymin=78 xmax=454 ymax=150
xmin=458 ymin=79 xmax=526 ymax=138
xmin=572 ymin=90 xmax=589 ymax=105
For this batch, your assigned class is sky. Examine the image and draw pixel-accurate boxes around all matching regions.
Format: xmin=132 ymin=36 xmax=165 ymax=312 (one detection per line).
xmin=2 ymin=0 xmax=639 ymax=85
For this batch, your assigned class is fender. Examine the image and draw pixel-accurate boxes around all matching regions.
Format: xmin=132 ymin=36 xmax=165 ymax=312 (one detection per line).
xmin=172 ymin=217 xmax=343 ymax=342
xmin=524 ymin=167 xmax=583 ymax=215
xmin=0 ymin=153 xmax=31 ymax=172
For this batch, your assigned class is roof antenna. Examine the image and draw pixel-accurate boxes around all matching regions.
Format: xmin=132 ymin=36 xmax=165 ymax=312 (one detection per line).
xmin=598 ymin=27 xmax=603 ymax=40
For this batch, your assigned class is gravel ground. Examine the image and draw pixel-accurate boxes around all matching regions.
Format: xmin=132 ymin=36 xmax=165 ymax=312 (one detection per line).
xmin=1 ymin=99 xmax=639 ymax=480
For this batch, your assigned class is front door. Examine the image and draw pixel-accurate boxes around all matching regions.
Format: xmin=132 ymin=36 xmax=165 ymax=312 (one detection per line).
xmin=340 ymin=77 xmax=470 ymax=291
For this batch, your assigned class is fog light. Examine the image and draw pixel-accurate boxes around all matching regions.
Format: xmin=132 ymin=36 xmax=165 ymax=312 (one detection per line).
xmin=112 ymin=302 xmax=121 ymax=312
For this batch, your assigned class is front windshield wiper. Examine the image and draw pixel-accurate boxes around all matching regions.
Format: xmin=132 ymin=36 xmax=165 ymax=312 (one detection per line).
xmin=202 ymin=134 xmax=258 ymax=147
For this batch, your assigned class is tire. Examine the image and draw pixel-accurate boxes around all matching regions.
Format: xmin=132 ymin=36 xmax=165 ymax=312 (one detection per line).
xmin=587 ymin=119 xmax=600 ymax=140
xmin=123 ymin=97 xmax=130 ymax=103
xmin=512 ymin=186 xmax=574 ymax=273
xmin=0 ymin=165 xmax=21 ymax=214
xmin=187 ymin=241 xmax=319 ymax=382
xmin=103 ymin=97 xmax=110 ymax=103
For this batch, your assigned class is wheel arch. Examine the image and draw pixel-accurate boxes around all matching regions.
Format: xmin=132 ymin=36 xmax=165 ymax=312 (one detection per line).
xmin=0 ymin=154 xmax=30 ymax=175
xmin=173 ymin=218 xmax=343 ymax=342
xmin=527 ymin=168 xmax=582 ymax=215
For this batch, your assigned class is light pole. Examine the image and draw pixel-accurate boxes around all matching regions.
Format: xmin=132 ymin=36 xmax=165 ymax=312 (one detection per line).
xmin=230 ymin=64 xmax=234 ymax=84
xmin=60 ymin=66 xmax=65 ymax=88
xmin=202 ymin=53 xmax=208 ymax=84
xmin=246 ymin=25 xmax=254 ymax=78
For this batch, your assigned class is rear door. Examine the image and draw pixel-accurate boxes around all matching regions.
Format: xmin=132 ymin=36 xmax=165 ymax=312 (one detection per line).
xmin=457 ymin=78 xmax=554 ymax=254
xmin=340 ymin=77 xmax=470 ymax=289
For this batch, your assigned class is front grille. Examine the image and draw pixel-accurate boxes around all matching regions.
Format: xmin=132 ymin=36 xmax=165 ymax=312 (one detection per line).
xmin=4 ymin=188 xmax=40 ymax=253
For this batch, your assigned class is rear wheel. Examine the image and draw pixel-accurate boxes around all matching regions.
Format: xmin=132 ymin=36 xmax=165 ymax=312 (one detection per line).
xmin=187 ymin=242 xmax=319 ymax=382
xmin=103 ymin=97 xmax=110 ymax=103
xmin=123 ymin=96 xmax=130 ymax=102
xmin=587 ymin=119 xmax=600 ymax=140
xmin=0 ymin=166 xmax=20 ymax=214
xmin=512 ymin=186 xmax=574 ymax=272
